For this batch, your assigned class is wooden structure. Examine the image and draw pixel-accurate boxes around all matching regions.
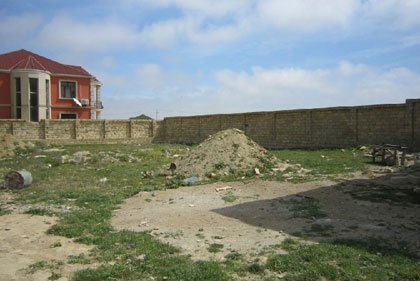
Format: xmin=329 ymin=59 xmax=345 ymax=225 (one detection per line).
xmin=372 ymin=144 xmax=407 ymax=166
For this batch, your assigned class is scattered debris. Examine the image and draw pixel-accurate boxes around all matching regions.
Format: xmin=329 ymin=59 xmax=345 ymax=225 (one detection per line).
xmin=59 ymin=151 xmax=91 ymax=164
xmin=183 ymin=176 xmax=200 ymax=184
xmin=215 ymin=186 xmax=233 ymax=192
xmin=99 ymin=177 xmax=108 ymax=183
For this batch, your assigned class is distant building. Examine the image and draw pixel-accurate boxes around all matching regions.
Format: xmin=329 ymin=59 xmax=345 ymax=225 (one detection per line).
xmin=0 ymin=49 xmax=103 ymax=121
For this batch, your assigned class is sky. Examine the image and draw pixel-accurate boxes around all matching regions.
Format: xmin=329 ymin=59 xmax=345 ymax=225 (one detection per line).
xmin=1 ymin=0 xmax=420 ymax=119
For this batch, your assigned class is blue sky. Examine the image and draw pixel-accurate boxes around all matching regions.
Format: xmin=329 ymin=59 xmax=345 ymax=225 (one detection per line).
xmin=1 ymin=0 xmax=419 ymax=119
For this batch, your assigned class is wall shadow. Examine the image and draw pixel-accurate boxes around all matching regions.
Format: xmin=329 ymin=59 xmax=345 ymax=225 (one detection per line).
xmin=211 ymin=165 xmax=420 ymax=259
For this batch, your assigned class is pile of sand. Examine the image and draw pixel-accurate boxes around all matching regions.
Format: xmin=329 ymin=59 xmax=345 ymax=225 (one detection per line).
xmin=170 ymin=129 xmax=280 ymax=178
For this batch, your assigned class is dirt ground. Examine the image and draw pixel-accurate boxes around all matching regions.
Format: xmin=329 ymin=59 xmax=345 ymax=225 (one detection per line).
xmin=0 ymin=214 xmax=93 ymax=281
xmin=112 ymin=170 xmax=420 ymax=261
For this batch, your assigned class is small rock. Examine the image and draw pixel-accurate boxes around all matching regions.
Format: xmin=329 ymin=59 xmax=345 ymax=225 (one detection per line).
xmin=136 ymin=254 xmax=146 ymax=261
xmin=254 ymin=168 xmax=261 ymax=175
xmin=99 ymin=177 xmax=108 ymax=183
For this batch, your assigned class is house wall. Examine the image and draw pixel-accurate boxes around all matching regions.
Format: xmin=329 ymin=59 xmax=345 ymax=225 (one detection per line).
xmin=10 ymin=70 xmax=51 ymax=121
xmin=0 ymin=73 xmax=11 ymax=118
xmin=50 ymin=76 xmax=91 ymax=119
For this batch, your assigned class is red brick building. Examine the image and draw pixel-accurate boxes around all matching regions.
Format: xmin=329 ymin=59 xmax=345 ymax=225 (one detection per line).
xmin=0 ymin=49 xmax=102 ymax=121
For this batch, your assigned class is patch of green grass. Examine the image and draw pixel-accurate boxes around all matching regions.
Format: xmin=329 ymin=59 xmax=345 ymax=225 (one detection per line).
xmin=27 ymin=260 xmax=49 ymax=273
xmin=24 ymin=207 xmax=55 ymax=216
xmin=0 ymin=206 xmax=11 ymax=216
xmin=221 ymin=191 xmax=238 ymax=203
xmin=165 ymin=177 xmax=185 ymax=189
xmin=247 ymin=262 xmax=265 ymax=274
xmin=26 ymin=260 xmax=63 ymax=274
xmin=214 ymin=161 xmax=227 ymax=170
xmin=271 ymin=149 xmax=367 ymax=176
xmin=208 ymin=243 xmax=224 ymax=253
xmin=48 ymin=272 xmax=61 ymax=280
xmin=50 ymin=241 xmax=62 ymax=248
xmin=266 ymin=239 xmax=420 ymax=281
xmin=74 ymin=253 xmax=229 ymax=281
xmin=279 ymin=196 xmax=326 ymax=219
xmin=68 ymin=253 xmax=91 ymax=264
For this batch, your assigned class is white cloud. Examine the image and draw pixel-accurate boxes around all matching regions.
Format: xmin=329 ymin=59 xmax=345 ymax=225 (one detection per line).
xmin=136 ymin=64 xmax=166 ymax=91
xmin=214 ymin=62 xmax=420 ymax=111
xmin=124 ymin=0 xmax=250 ymax=18
xmin=102 ymin=62 xmax=420 ymax=119
xmin=29 ymin=0 xmax=420 ymax=53
xmin=37 ymin=16 xmax=141 ymax=52
xmin=257 ymin=0 xmax=360 ymax=31
xmin=361 ymin=0 xmax=420 ymax=29
xmin=0 ymin=14 xmax=42 ymax=46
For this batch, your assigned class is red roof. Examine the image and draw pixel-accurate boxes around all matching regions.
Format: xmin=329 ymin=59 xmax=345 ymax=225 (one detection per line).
xmin=0 ymin=49 xmax=93 ymax=77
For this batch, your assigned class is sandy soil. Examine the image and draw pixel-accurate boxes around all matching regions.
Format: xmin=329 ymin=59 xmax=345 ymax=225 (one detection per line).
xmin=0 ymin=214 xmax=93 ymax=281
xmin=112 ymin=174 xmax=420 ymax=261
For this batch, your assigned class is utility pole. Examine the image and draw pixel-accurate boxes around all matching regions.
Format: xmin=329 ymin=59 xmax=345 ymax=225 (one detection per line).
xmin=155 ymin=109 xmax=158 ymax=121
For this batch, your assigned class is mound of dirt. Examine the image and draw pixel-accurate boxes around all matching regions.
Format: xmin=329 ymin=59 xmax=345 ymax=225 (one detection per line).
xmin=171 ymin=129 xmax=279 ymax=178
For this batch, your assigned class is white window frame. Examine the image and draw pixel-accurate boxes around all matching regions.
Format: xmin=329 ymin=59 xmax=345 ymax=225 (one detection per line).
xmin=59 ymin=80 xmax=78 ymax=100
xmin=59 ymin=112 xmax=78 ymax=119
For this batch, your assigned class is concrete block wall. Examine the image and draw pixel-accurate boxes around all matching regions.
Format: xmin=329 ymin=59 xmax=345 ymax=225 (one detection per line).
xmin=357 ymin=105 xmax=408 ymax=145
xmin=0 ymin=119 xmax=158 ymax=144
xmin=414 ymin=101 xmax=420 ymax=150
xmin=44 ymin=120 xmax=76 ymax=140
xmin=158 ymin=99 xmax=420 ymax=151
xmin=1 ymin=99 xmax=419 ymax=150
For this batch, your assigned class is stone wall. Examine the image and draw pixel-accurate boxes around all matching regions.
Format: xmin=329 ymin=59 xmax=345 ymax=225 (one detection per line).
xmin=157 ymin=99 xmax=420 ymax=151
xmin=0 ymin=119 xmax=157 ymax=144
xmin=1 ymin=99 xmax=419 ymax=150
